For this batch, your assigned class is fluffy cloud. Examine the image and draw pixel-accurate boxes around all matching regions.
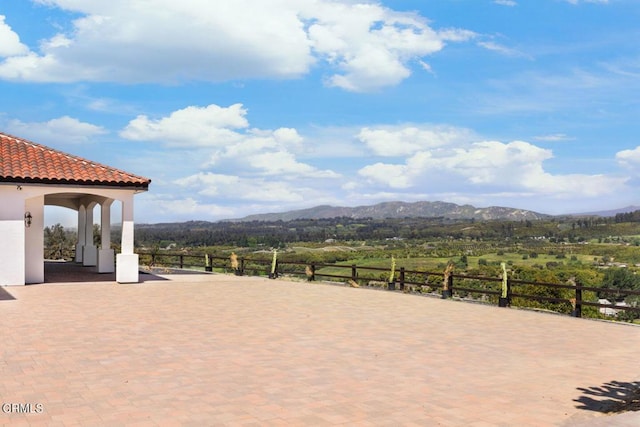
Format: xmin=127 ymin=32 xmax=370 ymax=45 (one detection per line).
xmin=121 ymin=104 xmax=249 ymax=147
xmin=357 ymin=138 xmax=627 ymax=199
xmin=0 ymin=1 xmax=473 ymax=91
xmin=304 ymin=2 xmax=473 ymax=91
xmin=136 ymin=193 xmax=237 ymax=220
xmin=5 ymin=116 xmax=107 ymax=144
xmin=616 ymin=146 xmax=640 ymax=169
xmin=121 ymin=103 xmax=341 ymax=180
xmin=175 ymin=172 xmax=315 ymax=203
xmin=0 ymin=16 xmax=28 ymax=56
xmin=357 ymin=125 xmax=474 ymax=156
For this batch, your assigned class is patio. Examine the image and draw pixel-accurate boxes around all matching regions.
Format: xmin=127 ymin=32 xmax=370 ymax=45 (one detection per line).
xmin=1 ymin=269 xmax=639 ymax=426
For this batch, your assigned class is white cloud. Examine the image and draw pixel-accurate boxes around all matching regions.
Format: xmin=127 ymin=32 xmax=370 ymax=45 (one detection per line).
xmin=136 ymin=193 xmax=237 ymax=221
xmin=357 ymin=138 xmax=627 ymax=199
xmin=0 ymin=16 xmax=28 ymax=56
xmin=247 ymin=151 xmax=340 ymax=178
xmin=303 ymin=2 xmax=458 ymax=91
xmin=121 ymin=103 xmax=341 ymax=181
xmin=121 ymin=104 xmax=249 ymax=147
xmin=359 ymin=162 xmax=413 ymax=189
xmin=477 ymin=41 xmax=528 ymax=58
xmin=534 ymin=133 xmax=574 ymax=142
xmin=0 ymin=1 xmax=474 ymax=91
xmin=494 ymin=0 xmax=517 ymax=6
xmin=173 ymin=172 xmax=240 ymax=197
xmin=175 ymin=172 xmax=308 ymax=203
xmin=616 ymin=146 xmax=640 ymax=169
xmin=5 ymin=116 xmax=107 ymax=144
xmin=357 ymin=125 xmax=475 ymax=156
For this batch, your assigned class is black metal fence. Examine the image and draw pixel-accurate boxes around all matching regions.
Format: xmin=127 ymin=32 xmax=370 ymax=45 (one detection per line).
xmin=137 ymin=251 xmax=640 ymax=320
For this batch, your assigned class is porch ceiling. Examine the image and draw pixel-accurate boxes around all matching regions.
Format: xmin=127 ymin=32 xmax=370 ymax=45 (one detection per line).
xmin=45 ymin=193 xmax=111 ymax=210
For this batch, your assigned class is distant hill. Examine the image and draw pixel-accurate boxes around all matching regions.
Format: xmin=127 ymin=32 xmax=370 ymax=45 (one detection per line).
xmin=230 ymin=201 xmax=550 ymax=222
xmin=572 ymin=205 xmax=640 ymax=217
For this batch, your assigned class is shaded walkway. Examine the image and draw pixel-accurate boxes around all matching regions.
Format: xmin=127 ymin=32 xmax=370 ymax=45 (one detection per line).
xmin=43 ymin=261 xmax=168 ymax=284
xmin=1 ymin=273 xmax=639 ymax=426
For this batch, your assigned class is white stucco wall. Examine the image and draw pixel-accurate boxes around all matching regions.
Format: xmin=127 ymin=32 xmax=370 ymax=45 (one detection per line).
xmin=0 ymin=185 xmax=28 ymax=285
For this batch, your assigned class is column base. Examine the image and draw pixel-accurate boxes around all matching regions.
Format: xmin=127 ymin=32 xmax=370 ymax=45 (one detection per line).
xmin=83 ymin=245 xmax=98 ymax=267
xmin=98 ymin=249 xmax=115 ymax=273
xmin=116 ymin=253 xmax=139 ymax=283
xmin=75 ymin=244 xmax=84 ymax=263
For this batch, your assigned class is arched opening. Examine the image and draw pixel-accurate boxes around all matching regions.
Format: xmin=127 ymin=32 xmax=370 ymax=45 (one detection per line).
xmin=44 ymin=205 xmax=78 ymax=261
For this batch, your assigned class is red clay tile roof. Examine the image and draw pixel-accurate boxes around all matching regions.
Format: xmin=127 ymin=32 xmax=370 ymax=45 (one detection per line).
xmin=0 ymin=132 xmax=150 ymax=189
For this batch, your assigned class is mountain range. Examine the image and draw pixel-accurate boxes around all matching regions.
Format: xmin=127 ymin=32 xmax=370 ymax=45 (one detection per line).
xmin=230 ymin=201 xmax=551 ymax=222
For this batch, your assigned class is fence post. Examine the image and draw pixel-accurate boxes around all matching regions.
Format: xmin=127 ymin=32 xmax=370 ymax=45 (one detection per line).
xmin=239 ymin=258 xmax=245 ymax=276
xmin=573 ymin=280 xmax=583 ymax=318
xmin=442 ymin=264 xmax=454 ymax=299
xmin=308 ymin=263 xmax=316 ymax=282
xmin=179 ymin=254 xmax=184 ymax=269
xmin=351 ymin=264 xmax=357 ymax=282
xmin=230 ymin=252 xmax=238 ymax=274
xmin=388 ymin=257 xmax=396 ymax=291
xmin=399 ymin=267 xmax=405 ymax=291
xmin=269 ymin=250 xmax=278 ymax=279
xmin=499 ymin=278 xmax=512 ymax=307
xmin=499 ymin=262 xmax=510 ymax=307
xmin=205 ymin=253 xmax=212 ymax=272
xmin=151 ymin=253 xmax=156 ymax=267
xmin=269 ymin=261 xmax=279 ymax=279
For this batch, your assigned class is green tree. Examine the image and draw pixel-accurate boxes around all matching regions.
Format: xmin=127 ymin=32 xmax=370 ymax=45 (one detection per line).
xmin=44 ymin=224 xmax=75 ymax=260
xmin=599 ymin=268 xmax=640 ymax=302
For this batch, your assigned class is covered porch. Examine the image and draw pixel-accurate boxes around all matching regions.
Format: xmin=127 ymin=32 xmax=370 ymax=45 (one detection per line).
xmin=0 ymin=131 xmax=151 ymax=286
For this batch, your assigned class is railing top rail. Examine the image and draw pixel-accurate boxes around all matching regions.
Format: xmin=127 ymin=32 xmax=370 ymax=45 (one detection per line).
xmin=451 ymin=273 xmax=502 ymax=282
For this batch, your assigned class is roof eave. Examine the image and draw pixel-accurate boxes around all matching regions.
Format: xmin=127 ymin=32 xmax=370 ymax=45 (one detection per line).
xmin=0 ymin=176 xmax=150 ymax=190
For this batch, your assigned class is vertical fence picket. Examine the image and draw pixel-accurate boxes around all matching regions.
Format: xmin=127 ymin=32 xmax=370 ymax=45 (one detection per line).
xmin=573 ymin=280 xmax=583 ymax=318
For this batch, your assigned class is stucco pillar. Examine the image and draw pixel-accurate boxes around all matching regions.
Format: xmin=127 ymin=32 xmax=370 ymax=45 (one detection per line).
xmin=116 ymin=195 xmax=139 ymax=283
xmin=75 ymin=205 xmax=86 ymax=263
xmin=98 ymin=199 xmax=115 ymax=273
xmin=82 ymin=202 xmax=98 ymax=266
xmin=0 ymin=219 xmax=24 ymax=285
xmin=25 ymin=196 xmax=44 ymax=284
xmin=0 ymin=189 xmax=25 ymax=285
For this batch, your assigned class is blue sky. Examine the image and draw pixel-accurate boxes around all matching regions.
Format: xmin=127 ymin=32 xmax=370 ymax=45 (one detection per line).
xmin=1 ymin=0 xmax=639 ymax=225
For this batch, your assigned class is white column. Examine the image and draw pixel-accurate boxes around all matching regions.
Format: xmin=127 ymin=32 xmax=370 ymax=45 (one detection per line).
xmin=25 ymin=196 xmax=44 ymax=284
xmin=75 ymin=205 xmax=86 ymax=263
xmin=98 ymin=199 xmax=115 ymax=273
xmin=82 ymin=202 xmax=98 ymax=266
xmin=116 ymin=195 xmax=139 ymax=283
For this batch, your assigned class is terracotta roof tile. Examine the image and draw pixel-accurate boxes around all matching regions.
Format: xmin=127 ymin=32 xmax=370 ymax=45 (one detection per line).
xmin=0 ymin=132 xmax=150 ymax=189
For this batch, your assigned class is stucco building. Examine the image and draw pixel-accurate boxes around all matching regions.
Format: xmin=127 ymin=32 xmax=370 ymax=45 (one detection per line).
xmin=0 ymin=132 xmax=151 ymax=285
